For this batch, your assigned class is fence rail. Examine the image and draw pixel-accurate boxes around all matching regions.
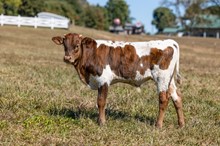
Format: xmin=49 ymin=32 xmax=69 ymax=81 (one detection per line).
xmin=0 ymin=14 xmax=70 ymax=29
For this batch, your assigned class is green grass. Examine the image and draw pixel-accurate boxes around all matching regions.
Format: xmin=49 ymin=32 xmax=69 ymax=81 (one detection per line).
xmin=0 ymin=26 xmax=220 ymax=145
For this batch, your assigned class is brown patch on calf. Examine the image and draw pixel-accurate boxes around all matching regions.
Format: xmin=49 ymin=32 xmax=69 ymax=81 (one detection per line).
xmin=119 ymin=45 xmax=140 ymax=79
xmin=138 ymin=56 xmax=151 ymax=75
xmin=150 ymin=47 xmax=174 ymax=70
xmin=135 ymin=47 xmax=174 ymax=76
xmin=87 ymin=43 xmax=141 ymax=80
xmin=160 ymin=47 xmax=174 ymax=69
xmin=150 ymin=48 xmax=163 ymax=67
xmin=94 ymin=44 xmax=110 ymax=73
xmin=78 ymin=37 xmax=98 ymax=84
xmin=108 ymin=46 xmax=122 ymax=76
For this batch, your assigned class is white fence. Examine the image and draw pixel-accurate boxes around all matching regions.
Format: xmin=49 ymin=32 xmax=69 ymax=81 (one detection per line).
xmin=0 ymin=14 xmax=70 ymax=29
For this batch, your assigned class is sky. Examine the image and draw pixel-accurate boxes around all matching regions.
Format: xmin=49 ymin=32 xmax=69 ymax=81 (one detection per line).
xmin=87 ymin=0 xmax=161 ymax=34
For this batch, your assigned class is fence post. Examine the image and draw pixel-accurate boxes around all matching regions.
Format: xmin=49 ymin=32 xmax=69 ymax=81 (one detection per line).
xmin=18 ymin=15 xmax=21 ymax=27
xmin=203 ymin=31 xmax=206 ymax=38
xmin=217 ymin=32 xmax=219 ymax=39
xmin=34 ymin=16 xmax=37 ymax=28
xmin=0 ymin=14 xmax=3 ymax=26
xmin=51 ymin=18 xmax=54 ymax=29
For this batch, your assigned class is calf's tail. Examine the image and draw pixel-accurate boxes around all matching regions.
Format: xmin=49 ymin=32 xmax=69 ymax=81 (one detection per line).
xmin=175 ymin=42 xmax=182 ymax=85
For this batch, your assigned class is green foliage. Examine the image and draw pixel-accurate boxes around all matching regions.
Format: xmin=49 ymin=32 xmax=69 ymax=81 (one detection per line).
xmin=63 ymin=0 xmax=89 ymax=25
xmin=184 ymin=3 xmax=220 ymax=29
xmin=18 ymin=0 xmax=44 ymax=16
xmin=204 ymin=5 xmax=220 ymax=16
xmin=0 ymin=0 xmax=45 ymax=16
xmin=152 ymin=7 xmax=176 ymax=33
xmin=43 ymin=0 xmax=77 ymax=21
xmin=160 ymin=0 xmax=220 ymax=32
xmin=0 ymin=0 xmax=22 ymax=15
xmin=83 ymin=5 xmax=109 ymax=30
xmin=105 ymin=0 xmax=131 ymax=25
xmin=185 ymin=3 xmax=201 ymax=19
xmin=0 ymin=1 xmax=3 ymax=14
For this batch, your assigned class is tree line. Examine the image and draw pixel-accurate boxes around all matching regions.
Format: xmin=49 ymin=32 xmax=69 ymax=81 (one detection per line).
xmin=0 ymin=0 xmax=130 ymax=30
xmin=0 ymin=0 xmax=219 ymax=33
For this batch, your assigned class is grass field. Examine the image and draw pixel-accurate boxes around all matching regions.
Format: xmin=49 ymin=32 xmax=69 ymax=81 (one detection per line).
xmin=0 ymin=25 xmax=220 ymax=145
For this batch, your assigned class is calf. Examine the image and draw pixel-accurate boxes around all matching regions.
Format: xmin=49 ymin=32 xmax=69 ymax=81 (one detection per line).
xmin=52 ymin=33 xmax=185 ymax=128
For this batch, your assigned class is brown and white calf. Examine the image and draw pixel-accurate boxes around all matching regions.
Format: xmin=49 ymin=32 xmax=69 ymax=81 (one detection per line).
xmin=52 ymin=33 xmax=185 ymax=128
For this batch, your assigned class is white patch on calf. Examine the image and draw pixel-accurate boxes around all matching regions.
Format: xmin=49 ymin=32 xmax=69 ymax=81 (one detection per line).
xmin=88 ymin=65 xmax=114 ymax=90
xmin=130 ymin=42 xmax=151 ymax=57
xmin=151 ymin=65 xmax=171 ymax=93
xmin=133 ymin=69 xmax=152 ymax=87
xmin=171 ymin=90 xmax=179 ymax=101
xmin=169 ymin=78 xmax=179 ymax=101
xmin=96 ymin=40 xmax=127 ymax=48
xmin=135 ymin=69 xmax=151 ymax=81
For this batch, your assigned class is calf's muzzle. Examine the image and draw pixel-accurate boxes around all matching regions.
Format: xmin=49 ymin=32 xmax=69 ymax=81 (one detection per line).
xmin=63 ymin=56 xmax=72 ymax=62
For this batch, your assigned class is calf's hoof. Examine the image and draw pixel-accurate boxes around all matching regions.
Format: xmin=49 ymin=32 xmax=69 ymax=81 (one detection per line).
xmin=98 ymin=118 xmax=106 ymax=126
xmin=178 ymin=121 xmax=185 ymax=128
xmin=155 ymin=122 xmax=163 ymax=129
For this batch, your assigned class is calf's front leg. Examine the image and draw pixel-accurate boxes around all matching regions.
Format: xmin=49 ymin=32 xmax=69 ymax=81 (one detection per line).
xmin=97 ymin=83 xmax=108 ymax=125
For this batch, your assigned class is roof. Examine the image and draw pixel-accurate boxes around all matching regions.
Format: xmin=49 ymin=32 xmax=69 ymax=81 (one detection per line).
xmin=191 ymin=15 xmax=220 ymax=29
xmin=37 ymin=12 xmax=69 ymax=20
xmin=163 ymin=27 xmax=184 ymax=33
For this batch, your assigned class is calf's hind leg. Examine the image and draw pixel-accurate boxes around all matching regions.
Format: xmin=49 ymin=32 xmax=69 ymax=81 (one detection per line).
xmin=156 ymin=90 xmax=170 ymax=128
xmin=169 ymin=79 xmax=185 ymax=127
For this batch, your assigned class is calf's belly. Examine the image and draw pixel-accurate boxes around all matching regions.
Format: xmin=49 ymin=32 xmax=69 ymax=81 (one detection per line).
xmin=88 ymin=69 xmax=153 ymax=89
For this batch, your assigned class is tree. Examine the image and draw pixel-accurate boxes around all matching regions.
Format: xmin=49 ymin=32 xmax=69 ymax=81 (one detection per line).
xmin=0 ymin=0 xmax=22 ymax=15
xmin=152 ymin=7 xmax=176 ymax=33
xmin=43 ymin=0 xmax=77 ymax=20
xmin=162 ymin=0 xmax=220 ymax=26
xmin=0 ymin=1 xmax=3 ymax=14
xmin=204 ymin=5 xmax=220 ymax=15
xmin=184 ymin=2 xmax=202 ymax=19
xmin=105 ymin=0 xmax=131 ymax=25
xmin=184 ymin=1 xmax=220 ymax=29
xmin=84 ymin=5 xmax=109 ymax=30
xmin=18 ymin=0 xmax=44 ymax=16
xmin=66 ymin=0 xmax=88 ymax=25
xmin=161 ymin=0 xmax=191 ymax=21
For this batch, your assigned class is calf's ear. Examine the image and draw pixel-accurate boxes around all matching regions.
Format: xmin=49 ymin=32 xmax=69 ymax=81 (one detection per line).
xmin=52 ymin=36 xmax=63 ymax=45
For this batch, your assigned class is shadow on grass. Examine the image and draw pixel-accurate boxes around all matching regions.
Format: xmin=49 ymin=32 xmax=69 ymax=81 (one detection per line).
xmin=48 ymin=107 xmax=155 ymax=126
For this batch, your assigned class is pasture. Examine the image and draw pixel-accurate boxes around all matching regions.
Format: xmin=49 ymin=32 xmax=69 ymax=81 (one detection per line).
xmin=0 ymin=26 xmax=220 ymax=145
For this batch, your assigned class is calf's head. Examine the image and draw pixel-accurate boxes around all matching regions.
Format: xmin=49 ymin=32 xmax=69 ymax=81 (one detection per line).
xmin=52 ymin=33 xmax=83 ymax=65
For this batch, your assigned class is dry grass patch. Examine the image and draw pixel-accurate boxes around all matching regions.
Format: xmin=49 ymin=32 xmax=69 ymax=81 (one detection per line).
xmin=0 ymin=26 xmax=220 ymax=145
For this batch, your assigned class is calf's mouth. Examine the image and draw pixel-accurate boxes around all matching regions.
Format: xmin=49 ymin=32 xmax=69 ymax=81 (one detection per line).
xmin=63 ymin=56 xmax=78 ymax=65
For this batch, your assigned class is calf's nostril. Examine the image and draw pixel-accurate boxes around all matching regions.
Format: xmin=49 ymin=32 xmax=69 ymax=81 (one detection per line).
xmin=64 ymin=56 xmax=71 ymax=61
